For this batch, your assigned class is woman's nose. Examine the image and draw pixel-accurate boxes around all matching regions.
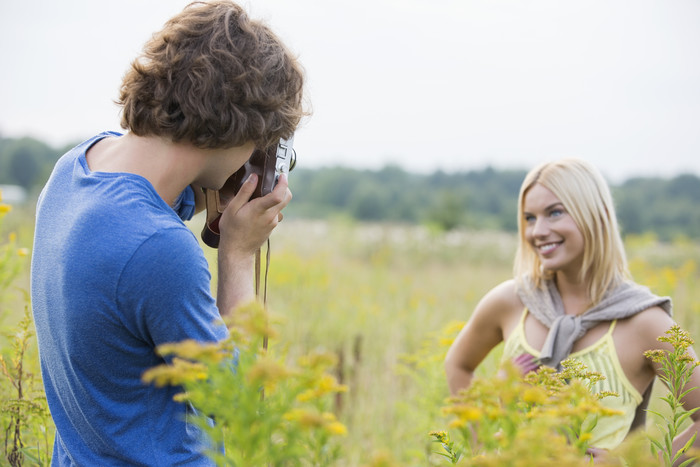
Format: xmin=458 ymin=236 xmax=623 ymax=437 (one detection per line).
xmin=532 ymin=217 xmax=549 ymax=237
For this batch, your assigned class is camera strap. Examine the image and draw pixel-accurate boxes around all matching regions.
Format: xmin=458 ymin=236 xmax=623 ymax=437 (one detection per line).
xmin=255 ymin=239 xmax=271 ymax=352
xmin=255 ymin=240 xmax=271 ymax=402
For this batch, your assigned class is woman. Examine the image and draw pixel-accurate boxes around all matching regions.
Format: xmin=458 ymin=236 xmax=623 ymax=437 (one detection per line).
xmin=444 ymin=158 xmax=700 ymax=456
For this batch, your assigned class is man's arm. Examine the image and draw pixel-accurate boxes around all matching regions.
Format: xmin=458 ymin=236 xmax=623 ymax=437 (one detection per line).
xmin=215 ymin=173 xmax=292 ymax=317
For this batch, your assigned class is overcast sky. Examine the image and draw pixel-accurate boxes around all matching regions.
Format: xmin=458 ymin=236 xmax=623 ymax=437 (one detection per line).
xmin=1 ymin=0 xmax=699 ymax=183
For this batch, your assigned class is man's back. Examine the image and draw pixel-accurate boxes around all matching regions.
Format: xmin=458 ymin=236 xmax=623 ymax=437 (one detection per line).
xmin=31 ymin=133 xmax=225 ymax=465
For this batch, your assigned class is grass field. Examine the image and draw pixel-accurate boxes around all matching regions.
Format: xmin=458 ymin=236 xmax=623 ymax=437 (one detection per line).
xmin=2 ymin=203 xmax=700 ymax=465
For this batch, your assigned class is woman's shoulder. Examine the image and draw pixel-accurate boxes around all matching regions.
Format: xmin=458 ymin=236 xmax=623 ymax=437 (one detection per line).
xmin=617 ymin=305 xmax=676 ymax=350
xmin=476 ymin=279 xmax=524 ymax=316
xmin=491 ymin=278 xmax=519 ymax=297
xmin=623 ymin=304 xmax=673 ymax=327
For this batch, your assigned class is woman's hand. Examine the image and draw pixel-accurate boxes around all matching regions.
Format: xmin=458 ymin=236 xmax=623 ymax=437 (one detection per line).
xmin=512 ymin=353 xmax=540 ymax=376
xmin=585 ymin=447 xmax=608 ymax=464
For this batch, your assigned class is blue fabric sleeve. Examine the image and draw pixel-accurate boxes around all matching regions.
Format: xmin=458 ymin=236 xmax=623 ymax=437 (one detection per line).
xmin=117 ymin=227 xmax=227 ymax=348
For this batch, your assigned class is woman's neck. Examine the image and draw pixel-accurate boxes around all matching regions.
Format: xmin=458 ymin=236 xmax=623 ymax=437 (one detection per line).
xmin=554 ymin=272 xmax=591 ymax=316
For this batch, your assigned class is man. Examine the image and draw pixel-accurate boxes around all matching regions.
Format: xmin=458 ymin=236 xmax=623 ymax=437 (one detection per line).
xmin=30 ymin=1 xmax=305 ymax=464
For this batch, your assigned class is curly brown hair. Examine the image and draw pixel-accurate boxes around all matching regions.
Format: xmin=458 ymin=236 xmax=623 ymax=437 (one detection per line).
xmin=118 ymin=0 xmax=306 ymax=149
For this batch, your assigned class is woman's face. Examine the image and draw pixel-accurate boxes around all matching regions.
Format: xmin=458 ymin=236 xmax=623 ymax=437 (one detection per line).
xmin=522 ymin=183 xmax=585 ymax=278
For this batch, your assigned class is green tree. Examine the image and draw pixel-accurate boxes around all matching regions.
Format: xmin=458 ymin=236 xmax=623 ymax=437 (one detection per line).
xmin=0 ymin=137 xmax=58 ymax=190
xmin=9 ymin=147 xmax=40 ymax=189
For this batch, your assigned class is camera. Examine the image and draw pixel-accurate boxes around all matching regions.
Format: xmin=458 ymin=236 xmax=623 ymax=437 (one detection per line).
xmin=201 ymin=136 xmax=296 ymax=248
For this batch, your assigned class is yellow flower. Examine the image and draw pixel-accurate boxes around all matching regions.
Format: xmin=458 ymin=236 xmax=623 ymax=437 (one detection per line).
xmin=284 ymin=408 xmax=319 ymax=427
xmin=324 ymin=421 xmax=348 ymax=436
xmin=445 ymin=404 xmax=483 ymax=422
xmin=485 ymin=407 xmax=505 ymax=420
xmin=448 ymin=419 xmax=467 ymax=429
xmin=142 ymin=358 xmax=208 ymax=387
xmin=283 ymin=411 xmax=347 ymax=435
xmin=298 ymin=352 xmax=337 ymax=370
xmin=0 ymin=204 xmax=11 ymax=214
xmin=430 ymin=430 xmax=448 ymax=444
xmin=522 ymin=387 xmax=547 ymax=405
xmin=296 ymin=374 xmax=347 ymax=402
xmin=644 ymin=349 xmax=666 ymax=363
xmin=247 ymin=358 xmax=292 ymax=386
xmin=157 ymin=339 xmax=226 ymax=362
xmin=17 ymin=248 xmax=29 ymax=257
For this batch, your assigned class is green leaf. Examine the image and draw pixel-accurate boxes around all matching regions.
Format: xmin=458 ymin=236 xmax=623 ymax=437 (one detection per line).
xmin=649 ymin=439 xmax=664 ymax=453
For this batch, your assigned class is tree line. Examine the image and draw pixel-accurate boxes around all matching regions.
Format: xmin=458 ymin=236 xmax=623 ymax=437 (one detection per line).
xmin=2 ymin=135 xmax=699 ymax=240
xmin=285 ymin=165 xmax=700 ymax=240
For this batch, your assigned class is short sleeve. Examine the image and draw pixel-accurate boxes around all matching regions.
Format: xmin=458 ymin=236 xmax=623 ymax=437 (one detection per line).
xmin=117 ymin=227 xmax=227 ymax=348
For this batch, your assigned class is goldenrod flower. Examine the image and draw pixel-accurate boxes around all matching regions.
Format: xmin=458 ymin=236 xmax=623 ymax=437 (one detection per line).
xmin=297 ymin=374 xmax=347 ymax=402
xmin=522 ymin=387 xmax=547 ymax=405
xmin=142 ymin=358 xmax=208 ymax=387
xmin=447 ymin=404 xmax=483 ymax=422
xmin=298 ymin=352 xmax=337 ymax=370
xmin=247 ymin=358 xmax=292 ymax=386
xmin=429 ymin=430 xmax=448 ymax=444
xmin=157 ymin=339 xmax=226 ymax=362
xmin=644 ymin=349 xmax=666 ymax=363
xmin=324 ymin=420 xmax=348 ymax=436
xmin=448 ymin=419 xmax=467 ymax=429
xmin=284 ymin=408 xmax=317 ymax=426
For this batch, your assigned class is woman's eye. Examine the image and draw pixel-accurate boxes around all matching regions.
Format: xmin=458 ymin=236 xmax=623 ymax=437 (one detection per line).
xmin=524 ymin=214 xmax=535 ymax=223
xmin=549 ymin=209 xmax=563 ymax=218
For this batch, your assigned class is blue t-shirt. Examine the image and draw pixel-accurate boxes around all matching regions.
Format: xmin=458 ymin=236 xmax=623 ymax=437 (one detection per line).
xmin=31 ymin=132 xmax=227 ymax=466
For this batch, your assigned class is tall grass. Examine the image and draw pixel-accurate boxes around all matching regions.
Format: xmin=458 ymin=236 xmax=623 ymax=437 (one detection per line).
xmin=1 ymin=195 xmax=52 ymax=466
xmin=2 ymin=204 xmax=700 ymax=465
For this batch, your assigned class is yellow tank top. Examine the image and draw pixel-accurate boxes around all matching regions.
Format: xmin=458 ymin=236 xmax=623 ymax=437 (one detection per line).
xmin=501 ymin=309 xmax=643 ymax=450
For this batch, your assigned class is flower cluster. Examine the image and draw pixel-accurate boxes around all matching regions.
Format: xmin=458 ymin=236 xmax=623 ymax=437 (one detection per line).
xmin=644 ymin=324 xmax=700 ymax=466
xmin=142 ymin=301 xmax=348 ymax=466
xmin=435 ymin=359 xmax=625 ymax=466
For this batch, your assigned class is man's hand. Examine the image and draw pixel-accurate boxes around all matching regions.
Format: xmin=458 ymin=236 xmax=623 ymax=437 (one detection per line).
xmin=218 ymin=173 xmax=292 ymax=256
xmin=215 ymin=173 xmax=292 ymax=317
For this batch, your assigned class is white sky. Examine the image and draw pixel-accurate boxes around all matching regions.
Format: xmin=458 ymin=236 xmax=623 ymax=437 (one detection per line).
xmin=1 ymin=0 xmax=699 ymax=183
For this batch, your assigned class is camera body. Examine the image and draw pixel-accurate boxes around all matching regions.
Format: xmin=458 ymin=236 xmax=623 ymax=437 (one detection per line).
xmin=201 ymin=136 xmax=296 ymax=248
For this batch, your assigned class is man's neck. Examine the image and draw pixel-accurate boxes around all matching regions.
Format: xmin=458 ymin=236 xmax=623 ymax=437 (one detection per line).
xmin=86 ymin=133 xmax=203 ymax=206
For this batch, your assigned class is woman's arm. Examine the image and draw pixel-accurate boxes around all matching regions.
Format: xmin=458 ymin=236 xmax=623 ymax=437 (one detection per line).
xmin=444 ymin=280 xmax=521 ymax=395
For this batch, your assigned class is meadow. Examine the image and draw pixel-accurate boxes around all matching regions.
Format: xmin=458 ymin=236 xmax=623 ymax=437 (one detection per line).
xmin=2 ymin=198 xmax=700 ymax=465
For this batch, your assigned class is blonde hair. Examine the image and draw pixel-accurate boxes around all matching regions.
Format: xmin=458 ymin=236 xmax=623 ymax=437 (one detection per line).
xmin=513 ymin=158 xmax=630 ymax=305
